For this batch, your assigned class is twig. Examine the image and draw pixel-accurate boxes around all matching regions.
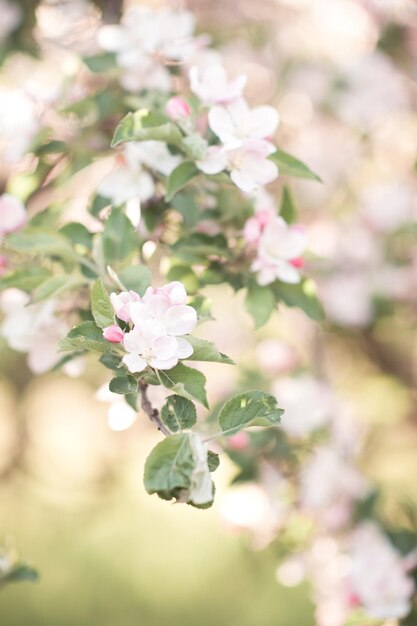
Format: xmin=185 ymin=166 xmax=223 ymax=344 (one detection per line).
xmin=139 ymin=380 xmax=171 ymax=437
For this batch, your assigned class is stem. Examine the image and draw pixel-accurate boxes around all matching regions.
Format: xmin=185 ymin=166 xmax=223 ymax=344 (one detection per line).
xmin=139 ymin=380 xmax=171 ymax=437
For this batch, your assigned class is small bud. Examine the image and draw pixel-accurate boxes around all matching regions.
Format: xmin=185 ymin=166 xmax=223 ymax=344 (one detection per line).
xmin=165 ymin=96 xmax=191 ymax=120
xmin=0 ymin=256 xmax=9 ymax=277
xmin=103 ymin=324 xmax=124 ymax=343
xmin=290 ymin=257 xmax=304 ymax=269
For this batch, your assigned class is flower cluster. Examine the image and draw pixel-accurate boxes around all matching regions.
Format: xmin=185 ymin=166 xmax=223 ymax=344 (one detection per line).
xmin=244 ymin=211 xmax=306 ymax=285
xmin=105 ymin=281 xmax=197 ymax=373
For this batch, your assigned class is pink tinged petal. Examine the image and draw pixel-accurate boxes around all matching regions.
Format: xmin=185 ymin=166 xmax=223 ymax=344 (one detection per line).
xmin=0 ymin=193 xmax=27 ymax=235
xmin=162 ymin=281 xmax=187 ymax=305
xmin=175 ymin=337 xmax=193 ymax=359
xmin=248 ymin=106 xmax=280 ymax=140
xmin=256 ymin=265 xmax=279 ymax=286
xmin=153 ymin=335 xmax=179 ymax=360
xmin=128 ymin=301 xmax=151 ymax=326
xmin=149 ymin=355 xmax=179 ymax=370
xmin=164 ymin=304 xmax=197 ymax=335
xmin=207 ymin=106 xmax=239 ymax=147
xmin=273 ymin=261 xmax=301 ymax=284
xmin=103 ymin=325 xmax=124 ymax=343
xmin=146 ymin=294 xmax=171 ymax=320
xmin=122 ymin=353 xmax=147 ymax=373
xmin=196 ymin=146 xmax=227 ymax=175
xmin=123 ymin=329 xmax=147 ymax=354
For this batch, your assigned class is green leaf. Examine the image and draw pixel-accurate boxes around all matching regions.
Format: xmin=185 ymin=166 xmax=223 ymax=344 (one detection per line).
xmin=32 ymin=274 xmax=86 ymax=303
xmin=109 ymin=375 xmax=138 ymax=395
xmin=158 ymin=363 xmax=208 ymax=408
xmin=117 ymin=265 xmax=152 ymax=295
xmin=7 ymin=229 xmax=77 ymax=261
xmin=272 ymin=279 xmax=324 ymax=321
xmin=171 ymin=191 xmax=199 ymax=228
xmin=83 ymin=52 xmax=116 ymax=73
xmin=144 ymin=433 xmax=194 ymax=501
xmin=2 ymin=564 xmax=39 ymax=585
xmin=185 ymin=336 xmax=234 ymax=365
xmin=207 ymin=450 xmax=220 ymax=472
xmin=91 ymin=278 xmax=114 ymax=329
xmin=59 ymin=321 xmax=111 ymax=353
xmin=111 ymin=110 xmax=182 ymax=147
xmin=245 ymin=282 xmax=275 ymax=329
xmin=218 ymin=390 xmax=283 ymax=436
xmin=280 ymin=185 xmax=297 ymax=224
xmin=270 ymin=149 xmax=322 ymax=182
xmin=99 ymin=353 xmax=122 ymax=371
xmin=171 ymin=233 xmax=230 ymax=263
xmin=102 ymin=209 xmax=138 ymax=265
xmin=165 ymin=162 xmax=199 ymax=201
xmin=89 ymin=194 xmax=110 ymax=217
xmin=60 ymin=222 xmax=92 ymax=249
xmin=161 ymin=395 xmax=197 ymax=433
xmin=0 ymin=267 xmax=50 ymax=292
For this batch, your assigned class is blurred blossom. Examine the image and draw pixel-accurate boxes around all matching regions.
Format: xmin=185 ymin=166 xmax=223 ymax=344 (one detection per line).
xmin=319 ymin=274 xmax=373 ymax=327
xmin=35 ymin=0 xmax=100 ymax=53
xmin=0 ymin=0 xmax=22 ymax=41
xmin=0 ymin=88 xmax=39 ymax=163
xmin=300 ymin=446 xmax=369 ymax=529
xmin=0 ymin=289 xmax=68 ymax=374
xmin=360 ymin=181 xmax=416 ymax=232
xmin=96 ymin=383 xmax=137 ymax=432
xmin=276 ymin=556 xmax=306 ymax=587
xmin=273 ymin=375 xmax=335 ymax=437
xmin=256 ymin=339 xmax=299 ymax=374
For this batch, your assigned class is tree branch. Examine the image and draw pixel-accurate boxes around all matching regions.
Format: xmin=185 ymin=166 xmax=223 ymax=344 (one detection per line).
xmin=139 ymin=380 xmax=171 ymax=437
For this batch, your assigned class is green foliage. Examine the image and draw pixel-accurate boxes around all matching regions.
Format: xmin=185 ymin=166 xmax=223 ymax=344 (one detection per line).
xmin=272 ymin=279 xmax=324 ymax=321
xmin=102 ymin=209 xmax=138 ymax=265
xmin=60 ymin=222 xmax=93 ymax=249
xmin=32 ymin=275 xmax=86 ymax=303
xmin=0 ymin=563 xmax=39 ymax=588
xmin=280 ymin=186 xmax=297 ymax=224
xmin=185 ymin=336 xmax=234 ymax=364
xmin=143 ymin=434 xmax=195 ymax=501
xmin=7 ymin=229 xmax=77 ymax=261
xmin=109 ymin=375 xmax=138 ymax=395
xmin=91 ymin=278 xmax=114 ymax=329
xmin=165 ymin=162 xmax=199 ymax=201
xmin=117 ymin=265 xmax=152 ymax=295
xmin=171 ymin=233 xmax=230 ymax=263
xmin=207 ymin=450 xmax=220 ymax=472
xmin=111 ymin=110 xmax=182 ymax=147
xmin=0 ymin=267 xmax=50 ymax=291
xmin=158 ymin=363 xmax=208 ymax=408
xmin=218 ymin=391 xmax=284 ymax=436
xmin=270 ymin=149 xmax=322 ymax=182
xmin=245 ymin=282 xmax=276 ymax=328
xmin=59 ymin=321 xmax=111 ymax=354
xmin=161 ymin=395 xmax=197 ymax=432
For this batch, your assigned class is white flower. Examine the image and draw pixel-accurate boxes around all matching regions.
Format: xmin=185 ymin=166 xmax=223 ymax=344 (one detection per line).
xmin=129 ymin=296 xmax=197 ymax=337
xmin=122 ymin=320 xmax=192 ymax=373
xmin=0 ymin=193 xmax=26 ymax=236
xmin=110 ymin=290 xmax=141 ymax=323
xmin=98 ymin=6 xmax=195 ymax=67
xmin=189 ymin=64 xmax=247 ymax=106
xmin=251 ymin=216 xmax=306 ymax=285
xmin=208 ymin=99 xmax=279 ymax=150
xmin=349 ymin=523 xmax=415 ymax=619
xmin=126 ymin=141 xmax=181 ymax=176
xmin=0 ymin=88 xmax=39 ymax=163
xmin=273 ymin=375 xmax=334 ymax=438
xmin=187 ymin=432 xmax=213 ymax=505
xmin=97 ymin=161 xmax=154 ymax=206
xmin=197 ymin=140 xmax=278 ymax=193
xmin=319 ymin=273 xmax=373 ymax=327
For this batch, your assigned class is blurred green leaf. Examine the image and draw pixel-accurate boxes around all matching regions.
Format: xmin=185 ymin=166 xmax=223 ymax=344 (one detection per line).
xmin=102 ymin=209 xmax=138 ymax=265
xmin=0 ymin=267 xmax=50 ymax=291
xmin=245 ymin=282 xmax=275 ymax=329
xmin=165 ymin=162 xmax=199 ymax=201
xmin=280 ymin=186 xmax=297 ymax=224
xmin=111 ymin=110 xmax=182 ymax=147
xmin=117 ymin=265 xmax=152 ymax=295
xmin=218 ymin=391 xmax=283 ymax=436
xmin=32 ymin=274 xmax=86 ymax=303
xmin=270 ymin=149 xmax=322 ymax=182
xmin=272 ymin=279 xmax=324 ymax=321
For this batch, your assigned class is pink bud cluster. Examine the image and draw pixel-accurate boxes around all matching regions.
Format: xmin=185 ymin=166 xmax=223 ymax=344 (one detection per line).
xmin=103 ymin=281 xmax=197 ymax=373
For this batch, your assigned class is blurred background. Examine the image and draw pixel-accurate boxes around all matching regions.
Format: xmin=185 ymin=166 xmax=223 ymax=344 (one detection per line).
xmin=1 ymin=0 xmax=417 ymax=624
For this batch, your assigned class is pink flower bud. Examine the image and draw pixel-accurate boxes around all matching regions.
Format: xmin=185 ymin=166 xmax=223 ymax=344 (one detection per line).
xmin=290 ymin=257 xmax=304 ymax=268
xmin=165 ymin=97 xmax=192 ymax=120
xmin=103 ymin=325 xmax=124 ymax=343
xmin=228 ymin=432 xmax=250 ymax=451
